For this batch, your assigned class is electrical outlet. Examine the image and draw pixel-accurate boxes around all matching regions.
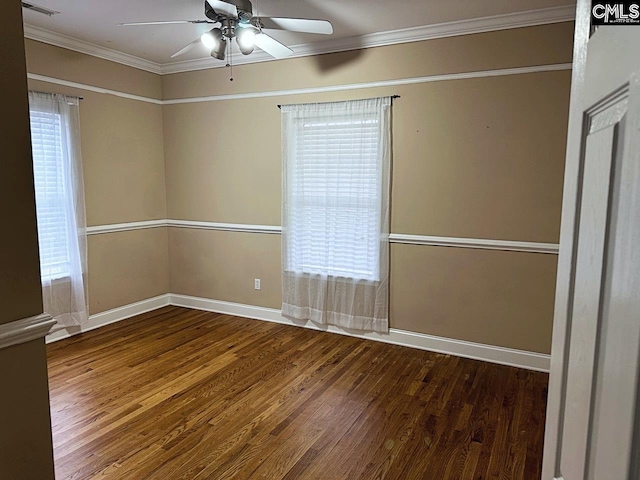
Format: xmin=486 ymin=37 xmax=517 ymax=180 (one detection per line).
xmin=254 ymin=278 xmax=261 ymax=290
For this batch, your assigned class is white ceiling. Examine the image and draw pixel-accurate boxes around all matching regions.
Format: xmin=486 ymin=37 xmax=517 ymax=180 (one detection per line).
xmin=23 ymin=0 xmax=575 ymax=67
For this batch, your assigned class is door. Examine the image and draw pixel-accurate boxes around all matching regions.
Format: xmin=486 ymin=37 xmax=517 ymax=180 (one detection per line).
xmin=542 ymin=1 xmax=640 ymax=479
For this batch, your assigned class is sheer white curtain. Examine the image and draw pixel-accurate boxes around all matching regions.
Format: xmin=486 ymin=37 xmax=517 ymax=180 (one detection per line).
xmin=29 ymin=92 xmax=88 ymax=327
xmin=281 ymin=97 xmax=391 ymax=333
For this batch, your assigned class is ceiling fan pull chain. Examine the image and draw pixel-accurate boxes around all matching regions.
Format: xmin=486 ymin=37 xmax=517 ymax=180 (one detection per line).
xmin=228 ymin=40 xmax=234 ymax=81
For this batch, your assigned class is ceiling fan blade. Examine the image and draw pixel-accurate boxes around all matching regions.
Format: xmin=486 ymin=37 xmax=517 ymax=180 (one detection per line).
xmin=254 ymin=32 xmax=293 ymax=59
xmin=171 ymin=35 xmax=203 ymax=58
xmin=206 ymin=0 xmax=238 ymax=19
xmin=258 ymin=17 xmax=333 ymax=35
xmin=118 ymin=20 xmax=213 ymax=26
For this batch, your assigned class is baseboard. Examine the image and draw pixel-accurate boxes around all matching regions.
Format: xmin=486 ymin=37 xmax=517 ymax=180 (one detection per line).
xmin=45 ymin=293 xmax=550 ymax=372
xmin=45 ymin=294 xmax=171 ymax=343
xmin=169 ymin=294 xmax=550 ymax=372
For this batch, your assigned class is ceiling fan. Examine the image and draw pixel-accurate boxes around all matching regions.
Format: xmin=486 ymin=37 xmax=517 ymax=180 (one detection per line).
xmin=119 ymin=0 xmax=333 ymax=61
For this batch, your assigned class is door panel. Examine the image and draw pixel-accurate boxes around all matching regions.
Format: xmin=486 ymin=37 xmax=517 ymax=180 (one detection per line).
xmin=542 ymin=2 xmax=640 ymax=476
xmin=559 ymin=115 xmax=618 ymax=480
xmin=559 ymin=79 xmax=640 ymax=480
xmin=588 ymin=80 xmax=640 ymax=480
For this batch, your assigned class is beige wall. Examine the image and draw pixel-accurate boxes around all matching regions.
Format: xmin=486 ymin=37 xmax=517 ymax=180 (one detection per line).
xmin=0 ymin=3 xmax=55 ymax=478
xmin=164 ymin=72 xmax=570 ymax=242
xmin=169 ymin=229 xmax=282 ymax=308
xmin=25 ymin=39 xmax=162 ymax=100
xmin=164 ymin=22 xmax=573 ymax=354
xmin=161 ymin=23 xmax=573 ymax=99
xmin=26 ymin=43 xmax=169 ymax=315
xmin=163 ymin=97 xmax=283 ymax=225
xmin=391 ymin=245 xmax=558 ymax=352
xmin=89 ymin=228 xmax=169 ymax=314
xmin=391 ymin=74 xmax=569 ymax=243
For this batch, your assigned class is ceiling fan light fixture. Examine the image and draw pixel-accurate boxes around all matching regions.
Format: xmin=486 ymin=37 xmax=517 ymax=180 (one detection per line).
xmin=200 ymin=27 xmax=226 ymax=60
xmin=210 ymin=40 xmax=227 ymax=60
xmin=236 ymin=26 xmax=257 ymax=55
xmin=201 ymin=28 xmax=222 ymax=49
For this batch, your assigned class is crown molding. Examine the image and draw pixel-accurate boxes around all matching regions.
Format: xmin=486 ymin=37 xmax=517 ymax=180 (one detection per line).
xmin=160 ymin=5 xmax=576 ymax=75
xmin=23 ymin=5 xmax=575 ymax=77
xmin=23 ymin=24 xmax=162 ymax=74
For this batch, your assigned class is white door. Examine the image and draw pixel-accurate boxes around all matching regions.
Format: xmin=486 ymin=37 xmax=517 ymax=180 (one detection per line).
xmin=542 ymin=1 xmax=640 ymax=479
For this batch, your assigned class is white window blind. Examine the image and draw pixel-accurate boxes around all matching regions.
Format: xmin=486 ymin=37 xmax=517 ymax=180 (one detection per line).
xmin=287 ymin=112 xmax=382 ymax=280
xmin=30 ymin=107 xmax=71 ymax=280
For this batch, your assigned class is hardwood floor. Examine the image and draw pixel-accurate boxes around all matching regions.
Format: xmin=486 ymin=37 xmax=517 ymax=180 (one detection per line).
xmin=47 ymin=306 xmax=548 ymax=479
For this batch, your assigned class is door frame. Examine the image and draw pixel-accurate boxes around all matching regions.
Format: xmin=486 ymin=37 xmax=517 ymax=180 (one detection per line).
xmin=541 ymin=1 xmax=590 ymax=478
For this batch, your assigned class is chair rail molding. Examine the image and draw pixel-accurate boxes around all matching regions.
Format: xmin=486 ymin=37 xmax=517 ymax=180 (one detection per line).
xmin=0 ymin=313 xmax=56 ymax=350
xmin=85 ymin=219 xmax=560 ymax=255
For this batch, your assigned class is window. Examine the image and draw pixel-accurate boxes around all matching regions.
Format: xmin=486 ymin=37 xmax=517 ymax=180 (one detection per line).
xmin=283 ymin=99 xmax=390 ymax=281
xmin=30 ymin=105 xmax=71 ymax=280
xmin=281 ymin=97 xmax=391 ymax=333
xmin=28 ymin=91 xmax=88 ymax=328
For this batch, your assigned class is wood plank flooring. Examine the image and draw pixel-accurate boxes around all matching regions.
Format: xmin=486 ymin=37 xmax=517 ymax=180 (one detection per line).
xmin=46 ymin=306 xmax=548 ymax=479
